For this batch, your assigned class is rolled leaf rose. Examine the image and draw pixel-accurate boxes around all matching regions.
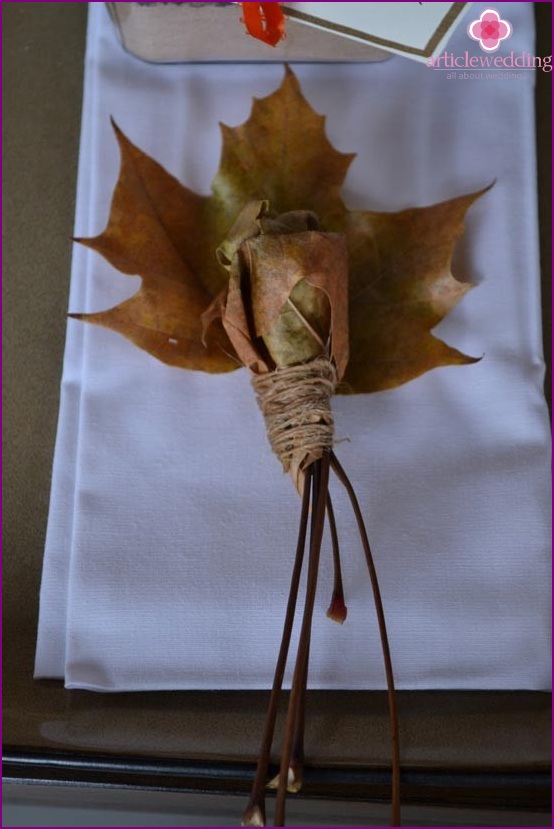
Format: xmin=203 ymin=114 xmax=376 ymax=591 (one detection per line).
xmin=203 ymin=200 xmax=349 ymax=487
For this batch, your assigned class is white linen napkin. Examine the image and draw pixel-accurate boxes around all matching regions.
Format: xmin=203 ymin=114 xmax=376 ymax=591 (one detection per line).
xmin=35 ymin=2 xmax=551 ymax=692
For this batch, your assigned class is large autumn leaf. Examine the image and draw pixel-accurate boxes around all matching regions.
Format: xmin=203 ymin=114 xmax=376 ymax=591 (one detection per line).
xmin=72 ymin=67 xmax=483 ymax=391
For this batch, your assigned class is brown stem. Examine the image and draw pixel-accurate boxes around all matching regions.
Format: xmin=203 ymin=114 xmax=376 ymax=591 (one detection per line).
xmin=285 ymin=458 xmax=325 ymax=797
xmin=266 ymin=642 xmax=309 ymax=796
xmin=273 ymin=454 xmax=330 ymax=827
xmin=330 ymin=451 xmax=401 ymax=828
xmin=242 ymin=466 xmax=313 ymax=828
xmin=289 ymin=639 xmax=309 ymax=793
xmin=326 ymin=493 xmax=347 ymax=624
xmin=268 ymin=476 xmax=320 ymax=798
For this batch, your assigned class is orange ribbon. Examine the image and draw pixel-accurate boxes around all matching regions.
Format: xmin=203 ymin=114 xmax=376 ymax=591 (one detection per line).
xmin=240 ymin=2 xmax=285 ymax=47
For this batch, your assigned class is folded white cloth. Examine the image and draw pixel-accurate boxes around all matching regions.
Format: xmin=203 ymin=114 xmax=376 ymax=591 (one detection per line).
xmin=35 ymin=2 xmax=551 ymax=692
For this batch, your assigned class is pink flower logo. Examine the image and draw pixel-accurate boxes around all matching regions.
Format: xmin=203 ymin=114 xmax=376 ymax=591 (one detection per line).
xmin=467 ymin=8 xmax=513 ymax=52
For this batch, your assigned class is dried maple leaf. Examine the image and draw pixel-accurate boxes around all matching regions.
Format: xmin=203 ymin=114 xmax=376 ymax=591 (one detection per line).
xmin=72 ymin=67 xmax=483 ymax=393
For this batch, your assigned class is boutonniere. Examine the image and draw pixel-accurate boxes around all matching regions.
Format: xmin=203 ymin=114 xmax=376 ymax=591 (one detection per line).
xmin=72 ymin=67 xmax=486 ymax=827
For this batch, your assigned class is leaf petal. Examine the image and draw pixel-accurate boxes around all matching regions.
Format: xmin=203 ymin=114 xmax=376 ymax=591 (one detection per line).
xmin=70 ymin=280 xmax=238 ymax=374
xmin=73 ymin=121 xmax=239 ymax=375
xmin=340 ymin=189 xmax=487 ymax=393
xmin=211 ymin=66 xmax=355 ymax=226
xmin=80 ymin=122 xmax=218 ymax=292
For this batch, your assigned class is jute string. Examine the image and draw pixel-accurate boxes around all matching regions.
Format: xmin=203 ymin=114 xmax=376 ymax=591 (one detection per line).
xmin=251 ymin=357 xmax=337 ymax=473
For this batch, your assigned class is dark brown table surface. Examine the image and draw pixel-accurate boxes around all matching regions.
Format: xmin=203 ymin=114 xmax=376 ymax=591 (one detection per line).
xmin=3 ymin=2 xmax=551 ymax=822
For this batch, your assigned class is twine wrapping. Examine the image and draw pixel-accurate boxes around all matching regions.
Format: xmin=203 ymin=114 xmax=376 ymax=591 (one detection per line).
xmin=251 ymin=357 xmax=337 ymax=474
